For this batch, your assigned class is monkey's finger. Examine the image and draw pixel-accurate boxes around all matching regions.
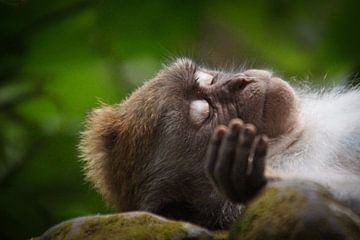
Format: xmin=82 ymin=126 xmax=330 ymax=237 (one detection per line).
xmin=206 ymin=126 xmax=226 ymax=185
xmin=231 ymin=124 xmax=256 ymax=196
xmin=249 ymin=135 xmax=268 ymax=188
xmin=214 ymin=119 xmax=243 ymax=198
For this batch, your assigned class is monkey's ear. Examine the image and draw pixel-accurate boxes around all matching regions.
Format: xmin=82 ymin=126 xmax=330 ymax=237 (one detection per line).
xmin=79 ymin=105 xmax=122 ymax=206
xmin=79 ymin=102 xmax=157 ymax=211
xmin=80 ymin=105 xmax=120 ymax=153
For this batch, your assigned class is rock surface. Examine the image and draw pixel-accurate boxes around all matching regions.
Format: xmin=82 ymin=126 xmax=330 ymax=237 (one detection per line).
xmin=34 ymin=180 xmax=360 ymax=240
xmin=229 ymin=180 xmax=360 ymax=240
xmin=34 ymin=211 xmax=214 ymax=240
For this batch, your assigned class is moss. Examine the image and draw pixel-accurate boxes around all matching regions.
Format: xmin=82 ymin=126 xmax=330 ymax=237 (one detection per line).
xmin=38 ymin=212 xmax=212 ymax=240
xmin=47 ymin=222 xmax=72 ymax=240
xmin=230 ymin=186 xmax=306 ymax=240
xmin=212 ymin=230 xmax=228 ymax=240
xmin=72 ymin=214 xmax=184 ymax=240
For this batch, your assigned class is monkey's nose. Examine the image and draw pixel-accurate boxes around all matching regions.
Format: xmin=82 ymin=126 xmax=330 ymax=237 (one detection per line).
xmin=226 ymin=76 xmax=254 ymax=92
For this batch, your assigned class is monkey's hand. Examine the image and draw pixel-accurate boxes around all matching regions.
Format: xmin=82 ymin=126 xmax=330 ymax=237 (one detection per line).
xmin=206 ymin=118 xmax=268 ymax=203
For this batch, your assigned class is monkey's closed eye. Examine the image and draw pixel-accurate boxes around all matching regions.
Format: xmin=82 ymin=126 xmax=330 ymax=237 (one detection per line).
xmin=189 ymin=100 xmax=210 ymax=125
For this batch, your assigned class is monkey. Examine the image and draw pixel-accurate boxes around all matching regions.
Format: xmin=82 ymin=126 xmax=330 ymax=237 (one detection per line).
xmin=80 ymin=58 xmax=360 ymax=230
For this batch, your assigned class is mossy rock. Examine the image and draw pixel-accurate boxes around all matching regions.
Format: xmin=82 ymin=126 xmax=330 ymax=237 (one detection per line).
xmin=34 ymin=211 xmax=214 ymax=240
xmin=229 ymin=180 xmax=360 ymax=240
xmin=34 ymin=181 xmax=360 ymax=240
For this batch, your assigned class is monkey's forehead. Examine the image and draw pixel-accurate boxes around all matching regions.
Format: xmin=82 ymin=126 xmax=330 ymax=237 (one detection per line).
xmin=164 ymin=58 xmax=217 ymax=74
xmin=158 ymin=58 xmax=219 ymax=88
xmin=162 ymin=58 xmax=258 ymax=84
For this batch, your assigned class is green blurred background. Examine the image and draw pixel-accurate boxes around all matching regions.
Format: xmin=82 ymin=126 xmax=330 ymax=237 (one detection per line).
xmin=0 ymin=0 xmax=359 ymax=239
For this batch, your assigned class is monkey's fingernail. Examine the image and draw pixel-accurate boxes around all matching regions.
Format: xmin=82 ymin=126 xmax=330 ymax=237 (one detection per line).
xmin=260 ymin=135 xmax=269 ymax=143
xmin=229 ymin=119 xmax=243 ymax=130
xmin=214 ymin=126 xmax=227 ymax=137
xmin=255 ymin=146 xmax=267 ymax=157
xmin=256 ymin=135 xmax=269 ymax=149
xmin=243 ymin=125 xmax=256 ymax=137
xmin=239 ymin=130 xmax=252 ymax=147
xmin=242 ymin=132 xmax=252 ymax=145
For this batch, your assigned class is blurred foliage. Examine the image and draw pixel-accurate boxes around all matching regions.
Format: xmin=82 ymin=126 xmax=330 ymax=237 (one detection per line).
xmin=0 ymin=0 xmax=359 ymax=239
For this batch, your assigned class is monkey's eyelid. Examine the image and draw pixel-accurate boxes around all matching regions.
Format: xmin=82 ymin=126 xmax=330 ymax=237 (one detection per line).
xmin=195 ymin=71 xmax=214 ymax=87
xmin=189 ymin=100 xmax=211 ymax=124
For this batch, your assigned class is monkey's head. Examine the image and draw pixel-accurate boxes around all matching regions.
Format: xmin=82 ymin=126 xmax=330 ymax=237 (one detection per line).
xmin=80 ymin=58 xmax=299 ymax=229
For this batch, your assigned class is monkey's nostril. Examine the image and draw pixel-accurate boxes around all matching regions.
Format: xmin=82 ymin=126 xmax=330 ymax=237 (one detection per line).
xmin=227 ymin=78 xmax=254 ymax=92
xmin=239 ymin=79 xmax=252 ymax=91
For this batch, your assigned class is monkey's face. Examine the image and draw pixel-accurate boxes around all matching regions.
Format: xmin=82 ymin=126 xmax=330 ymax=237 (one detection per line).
xmin=195 ymin=68 xmax=298 ymax=137
xmin=162 ymin=59 xmax=299 ymax=139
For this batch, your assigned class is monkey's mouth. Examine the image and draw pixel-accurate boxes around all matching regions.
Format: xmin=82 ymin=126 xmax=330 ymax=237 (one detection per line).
xmin=240 ymin=69 xmax=297 ymax=137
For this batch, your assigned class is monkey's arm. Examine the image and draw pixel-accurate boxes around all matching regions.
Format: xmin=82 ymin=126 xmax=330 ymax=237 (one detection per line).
xmin=206 ymin=119 xmax=269 ymax=203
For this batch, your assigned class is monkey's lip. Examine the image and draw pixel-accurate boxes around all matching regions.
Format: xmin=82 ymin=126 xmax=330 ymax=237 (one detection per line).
xmin=262 ymin=75 xmax=297 ymax=137
xmin=266 ymin=76 xmax=292 ymax=97
xmin=242 ymin=70 xmax=290 ymax=129
xmin=242 ymin=69 xmax=286 ymax=98
xmin=263 ymin=76 xmax=289 ymax=107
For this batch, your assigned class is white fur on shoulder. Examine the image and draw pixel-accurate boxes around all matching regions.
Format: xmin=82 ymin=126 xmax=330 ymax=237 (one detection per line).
xmin=268 ymin=86 xmax=360 ymax=202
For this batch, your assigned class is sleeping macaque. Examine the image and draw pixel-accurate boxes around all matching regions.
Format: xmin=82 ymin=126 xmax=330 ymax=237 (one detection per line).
xmin=80 ymin=58 xmax=360 ymax=230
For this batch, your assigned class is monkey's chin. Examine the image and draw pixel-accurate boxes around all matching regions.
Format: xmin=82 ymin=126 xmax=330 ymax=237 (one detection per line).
xmin=263 ymin=76 xmax=299 ymax=138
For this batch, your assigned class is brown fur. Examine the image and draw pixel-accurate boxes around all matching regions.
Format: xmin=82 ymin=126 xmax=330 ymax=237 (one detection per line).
xmin=79 ymin=59 xmax=197 ymax=211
